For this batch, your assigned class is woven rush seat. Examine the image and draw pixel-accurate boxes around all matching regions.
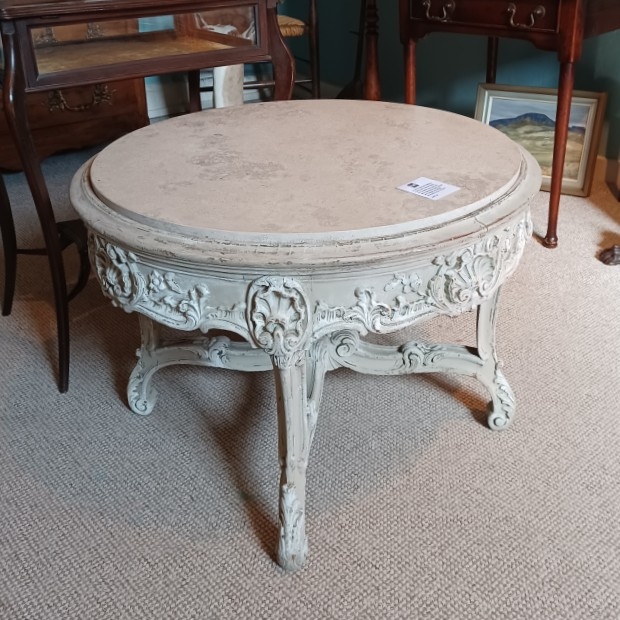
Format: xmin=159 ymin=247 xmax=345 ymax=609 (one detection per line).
xmin=277 ymin=14 xmax=306 ymax=37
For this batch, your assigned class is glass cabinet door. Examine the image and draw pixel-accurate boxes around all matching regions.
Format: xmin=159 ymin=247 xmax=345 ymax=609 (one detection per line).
xmin=28 ymin=6 xmax=259 ymax=84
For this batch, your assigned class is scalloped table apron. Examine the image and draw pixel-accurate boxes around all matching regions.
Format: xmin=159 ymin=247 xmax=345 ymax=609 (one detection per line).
xmin=70 ymin=99 xmax=541 ymax=572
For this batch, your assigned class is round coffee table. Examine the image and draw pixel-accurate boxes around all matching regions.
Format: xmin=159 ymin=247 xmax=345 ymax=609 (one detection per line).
xmin=70 ymin=100 xmax=541 ymax=571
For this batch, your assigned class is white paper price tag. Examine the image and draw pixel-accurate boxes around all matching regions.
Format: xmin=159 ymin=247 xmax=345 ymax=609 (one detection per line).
xmin=397 ymin=176 xmax=460 ymax=200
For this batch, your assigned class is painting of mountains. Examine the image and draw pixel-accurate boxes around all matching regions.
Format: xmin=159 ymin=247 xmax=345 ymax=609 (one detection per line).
xmin=475 ymin=85 xmax=607 ymax=195
xmin=489 ymin=111 xmax=586 ymax=180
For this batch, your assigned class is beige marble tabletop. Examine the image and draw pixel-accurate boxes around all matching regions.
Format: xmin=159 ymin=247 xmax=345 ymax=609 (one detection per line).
xmin=89 ymin=99 xmax=524 ymax=241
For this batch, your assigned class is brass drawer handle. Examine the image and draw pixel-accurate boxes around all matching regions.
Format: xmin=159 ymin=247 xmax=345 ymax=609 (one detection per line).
xmin=507 ymin=3 xmax=546 ymax=29
xmin=48 ymin=84 xmax=113 ymax=113
xmin=422 ymin=0 xmax=456 ymax=22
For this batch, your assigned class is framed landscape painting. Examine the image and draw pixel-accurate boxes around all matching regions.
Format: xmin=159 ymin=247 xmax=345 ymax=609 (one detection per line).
xmin=474 ymin=84 xmax=607 ymax=196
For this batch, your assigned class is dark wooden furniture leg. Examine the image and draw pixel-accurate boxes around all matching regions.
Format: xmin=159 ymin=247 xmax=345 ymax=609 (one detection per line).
xmin=0 ymin=163 xmax=89 ymax=316
xmin=486 ymin=37 xmax=499 ymax=83
xmin=336 ymin=0 xmax=366 ymax=100
xmin=0 ymin=171 xmax=17 ymax=316
xmin=57 ymin=219 xmax=90 ymax=302
xmin=308 ymin=0 xmax=320 ymax=99
xmin=2 ymin=24 xmax=72 ymax=392
xmin=544 ymin=61 xmax=575 ymax=249
xmin=363 ymin=0 xmax=380 ymax=101
xmin=404 ymin=38 xmax=416 ymax=104
xmin=268 ymin=6 xmax=295 ymax=101
xmin=187 ymin=69 xmax=202 ymax=112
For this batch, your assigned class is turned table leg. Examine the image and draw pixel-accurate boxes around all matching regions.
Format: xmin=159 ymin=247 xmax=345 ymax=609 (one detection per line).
xmin=363 ymin=0 xmax=381 ymax=101
xmin=404 ymin=38 xmax=416 ymax=105
xmin=544 ymin=61 xmax=575 ymax=249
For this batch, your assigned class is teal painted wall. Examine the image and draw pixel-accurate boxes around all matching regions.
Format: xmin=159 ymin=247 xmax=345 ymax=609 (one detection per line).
xmin=283 ymin=1 xmax=620 ymax=158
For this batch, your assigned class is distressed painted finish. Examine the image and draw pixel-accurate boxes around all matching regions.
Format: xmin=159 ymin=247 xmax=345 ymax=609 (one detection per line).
xmin=71 ymin=100 xmax=541 ymax=571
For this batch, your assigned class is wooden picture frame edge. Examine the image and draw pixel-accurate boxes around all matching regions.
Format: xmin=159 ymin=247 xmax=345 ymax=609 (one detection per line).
xmin=474 ymin=83 xmax=608 ymax=197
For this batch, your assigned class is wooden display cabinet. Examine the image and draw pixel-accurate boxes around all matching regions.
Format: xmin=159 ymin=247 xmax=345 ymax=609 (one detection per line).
xmin=0 ymin=18 xmax=148 ymax=170
xmin=0 ymin=0 xmax=293 ymax=393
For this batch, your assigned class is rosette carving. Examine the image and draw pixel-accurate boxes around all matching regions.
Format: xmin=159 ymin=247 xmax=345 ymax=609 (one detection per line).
xmin=247 ymin=277 xmax=311 ymax=367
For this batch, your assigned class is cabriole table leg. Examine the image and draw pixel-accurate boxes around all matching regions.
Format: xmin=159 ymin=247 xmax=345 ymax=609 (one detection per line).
xmin=475 ymin=288 xmax=516 ymax=430
xmin=273 ymin=352 xmax=311 ymax=571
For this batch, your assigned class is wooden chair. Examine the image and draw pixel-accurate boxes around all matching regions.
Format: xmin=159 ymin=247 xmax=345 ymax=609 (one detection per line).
xmin=188 ymin=0 xmax=320 ymax=104
xmin=0 ymin=174 xmax=90 ymax=325
xmin=273 ymin=2 xmax=320 ymax=98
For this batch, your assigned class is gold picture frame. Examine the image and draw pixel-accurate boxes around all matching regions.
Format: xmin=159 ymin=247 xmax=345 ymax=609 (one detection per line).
xmin=474 ymin=84 xmax=607 ymax=197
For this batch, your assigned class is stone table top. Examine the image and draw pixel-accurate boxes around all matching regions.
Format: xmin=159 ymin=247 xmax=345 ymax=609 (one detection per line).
xmin=89 ymin=100 xmax=523 ymax=236
xmin=74 ymin=99 xmax=540 ymax=267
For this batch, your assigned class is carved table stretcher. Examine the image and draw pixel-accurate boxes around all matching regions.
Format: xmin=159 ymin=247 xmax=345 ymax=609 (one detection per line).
xmin=70 ymin=99 xmax=541 ymax=571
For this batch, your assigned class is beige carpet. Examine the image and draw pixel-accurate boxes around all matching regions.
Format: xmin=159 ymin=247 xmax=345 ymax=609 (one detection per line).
xmin=1 ymin=146 xmax=619 ymax=619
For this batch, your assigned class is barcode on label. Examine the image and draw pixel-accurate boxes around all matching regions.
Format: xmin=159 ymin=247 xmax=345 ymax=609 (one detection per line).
xmin=397 ymin=176 xmax=460 ymax=200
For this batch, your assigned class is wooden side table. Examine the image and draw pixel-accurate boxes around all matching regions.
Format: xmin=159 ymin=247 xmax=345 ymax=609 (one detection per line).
xmin=70 ymin=99 xmax=541 ymax=570
xmin=0 ymin=0 xmax=294 ymax=392
xmin=361 ymin=0 xmax=620 ymax=248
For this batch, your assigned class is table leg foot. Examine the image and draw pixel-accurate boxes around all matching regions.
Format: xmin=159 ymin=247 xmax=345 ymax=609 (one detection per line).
xmin=476 ymin=288 xmax=515 ymax=430
xmin=542 ymin=235 xmax=558 ymax=249
xmin=127 ymin=315 xmax=160 ymax=415
xmin=484 ymin=367 xmax=516 ymax=431
xmin=277 ymin=482 xmax=309 ymax=571
xmin=128 ymin=358 xmax=159 ymax=415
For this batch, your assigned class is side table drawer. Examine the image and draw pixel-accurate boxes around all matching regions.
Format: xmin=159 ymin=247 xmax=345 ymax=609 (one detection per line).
xmin=408 ymin=0 xmax=558 ymax=33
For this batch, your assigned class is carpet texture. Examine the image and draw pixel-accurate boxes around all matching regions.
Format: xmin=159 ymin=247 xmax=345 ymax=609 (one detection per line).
xmin=1 ymin=144 xmax=619 ymax=619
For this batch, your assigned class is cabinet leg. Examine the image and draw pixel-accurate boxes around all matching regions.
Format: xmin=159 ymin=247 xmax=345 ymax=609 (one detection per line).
xmin=0 ymin=173 xmax=17 ymax=316
xmin=2 ymin=27 xmax=71 ymax=392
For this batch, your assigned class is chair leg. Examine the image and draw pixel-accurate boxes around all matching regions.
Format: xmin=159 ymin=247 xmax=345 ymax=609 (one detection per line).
xmin=58 ymin=219 xmax=91 ymax=302
xmin=308 ymin=0 xmax=320 ymax=98
xmin=46 ymin=221 xmax=71 ymax=393
xmin=0 ymin=173 xmax=17 ymax=316
xmin=3 ymin=29 xmax=72 ymax=392
xmin=187 ymin=69 xmax=202 ymax=112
